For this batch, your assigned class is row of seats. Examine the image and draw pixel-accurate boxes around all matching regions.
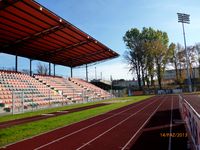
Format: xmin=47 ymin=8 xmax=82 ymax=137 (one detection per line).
xmin=0 ymin=71 xmax=69 ymax=112
xmin=0 ymin=71 xmax=111 ymax=113
xmin=34 ymin=75 xmax=83 ymax=101
xmin=35 ymin=75 xmax=112 ymax=101
xmin=70 ymin=78 xmax=111 ymax=99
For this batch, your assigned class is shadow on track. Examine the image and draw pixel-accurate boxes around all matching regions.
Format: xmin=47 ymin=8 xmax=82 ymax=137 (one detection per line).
xmin=130 ymin=109 xmax=189 ymax=150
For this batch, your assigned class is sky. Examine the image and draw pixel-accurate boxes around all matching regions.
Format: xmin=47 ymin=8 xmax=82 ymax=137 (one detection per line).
xmin=1 ymin=0 xmax=200 ymax=81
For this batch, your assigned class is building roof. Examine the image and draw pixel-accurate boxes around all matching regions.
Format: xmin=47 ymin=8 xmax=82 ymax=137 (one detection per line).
xmin=0 ymin=0 xmax=119 ymax=67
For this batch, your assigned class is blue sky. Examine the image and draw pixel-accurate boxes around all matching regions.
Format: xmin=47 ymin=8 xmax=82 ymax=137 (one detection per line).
xmin=1 ymin=0 xmax=200 ymax=80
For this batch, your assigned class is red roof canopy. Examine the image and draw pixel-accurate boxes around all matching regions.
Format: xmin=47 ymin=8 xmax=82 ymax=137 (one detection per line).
xmin=0 ymin=0 xmax=119 ymax=67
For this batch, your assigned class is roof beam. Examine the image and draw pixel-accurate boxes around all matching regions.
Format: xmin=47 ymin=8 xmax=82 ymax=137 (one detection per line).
xmin=61 ymin=49 xmax=107 ymax=65
xmin=38 ymin=39 xmax=94 ymax=58
xmin=2 ymin=23 xmax=70 ymax=50
xmin=0 ymin=0 xmax=19 ymax=10
xmin=70 ymin=50 xmax=118 ymax=67
xmin=0 ymin=0 xmax=119 ymax=68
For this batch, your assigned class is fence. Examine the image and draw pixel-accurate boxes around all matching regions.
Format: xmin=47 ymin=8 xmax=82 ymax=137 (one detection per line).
xmin=10 ymin=90 xmax=54 ymax=114
xmin=1 ymin=88 xmax=110 ymax=115
xmin=179 ymin=95 xmax=200 ymax=150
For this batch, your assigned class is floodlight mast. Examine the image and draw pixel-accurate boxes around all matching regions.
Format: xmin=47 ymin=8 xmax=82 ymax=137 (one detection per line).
xmin=177 ymin=13 xmax=192 ymax=92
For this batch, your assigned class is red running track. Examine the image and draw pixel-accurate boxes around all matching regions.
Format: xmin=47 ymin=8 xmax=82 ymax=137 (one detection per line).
xmin=1 ymin=95 xmax=187 ymax=150
xmin=130 ymin=94 xmax=188 ymax=150
xmin=0 ymin=103 xmax=109 ymax=129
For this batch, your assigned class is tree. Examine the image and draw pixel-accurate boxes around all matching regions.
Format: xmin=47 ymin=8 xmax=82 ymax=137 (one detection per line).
xmin=170 ymin=43 xmax=178 ymax=82
xmin=143 ymin=29 xmax=173 ymax=89
xmin=141 ymin=27 xmax=161 ymax=88
xmin=177 ymin=44 xmax=185 ymax=85
xmin=169 ymin=43 xmax=186 ymax=87
xmin=187 ymin=46 xmax=197 ymax=80
xmin=123 ymin=28 xmax=143 ymax=90
xmin=196 ymin=43 xmax=200 ymax=78
xmin=170 ymin=43 xmax=199 ymax=88
xmin=36 ymin=63 xmax=48 ymax=75
xmin=123 ymin=27 xmax=173 ymax=90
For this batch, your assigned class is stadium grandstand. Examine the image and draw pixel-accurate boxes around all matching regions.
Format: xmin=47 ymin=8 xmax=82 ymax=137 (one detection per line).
xmin=0 ymin=0 xmax=119 ymax=114
xmin=1 ymin=1 xmax=198 ymax=150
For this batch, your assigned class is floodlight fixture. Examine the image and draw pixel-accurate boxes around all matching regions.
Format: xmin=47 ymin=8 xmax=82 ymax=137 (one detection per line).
xmin=177 ymin=13 xmax=190 ymax=24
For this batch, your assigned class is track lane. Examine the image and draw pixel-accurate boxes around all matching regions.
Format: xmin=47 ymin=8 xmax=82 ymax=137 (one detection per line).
xmin=1 ymin=96 xmax=161 ymax=150
xmin=168 ymin=95 xmax=173 ymax=150
xmin=40 ymin=97 xmax=161 ymax=150
xmin=75 ymin=96 xmax=166 ymax=150
xmin=129 ymin=95 xmax=188 ymax=150
xmin=122 ymin=97 xmax=167 ymax=150
xmin=129 ymin=95 xmax=173 ymax=150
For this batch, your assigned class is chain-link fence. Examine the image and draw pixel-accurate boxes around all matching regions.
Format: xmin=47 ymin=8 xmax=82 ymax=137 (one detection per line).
xmin=1 ymin=88 xmax=110 ymax=115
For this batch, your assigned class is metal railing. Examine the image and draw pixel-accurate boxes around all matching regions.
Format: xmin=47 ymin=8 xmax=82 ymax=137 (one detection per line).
xmin=179 ymin=95 xmax=200 ymax=150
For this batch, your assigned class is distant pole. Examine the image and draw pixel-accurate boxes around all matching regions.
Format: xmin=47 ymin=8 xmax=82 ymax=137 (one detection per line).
xmin=110 ymin=75 xmax=113 ymax=96
xmin=49 ymin=62 xmax=50 ymax=75
xmin=15 ymin=55 xmax=18 ymax=72
xmin=101 ymin=72 xmax=102 ymax=80
xmin=95 ymin=67 xmax=97 ymax=79
xmin=53 ymin=64 xmax=55 ymax=76
xmin=86 ymin=64 xmax=88 ymax=81
xmin=71 ymin=67 xmax=73 ymax=77
xmin=29 ymin=59 xmax=32 ymax=76
xmin=177 ymin=13 xmax=192 ymax=92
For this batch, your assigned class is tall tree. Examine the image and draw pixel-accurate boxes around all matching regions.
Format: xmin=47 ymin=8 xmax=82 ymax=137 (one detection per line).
xmin=123 ymin=28 xmax=143 ymax=89
xmin=196 ymin=43 xmax=200 ymax=78
xmin=170 ymin=43 xmax=178 ymax=83
xmin=176 ymin=44 xmax=185 ymax=85
xmin=124 ymin=27 xmax=173 ymax=90
xmin=187 ymin=46 xmax=197 ymax=80
xmin=141 ymin=27 xmax=157 ymax=87
xmin=143 ymin=29 xmax=172 ymax=89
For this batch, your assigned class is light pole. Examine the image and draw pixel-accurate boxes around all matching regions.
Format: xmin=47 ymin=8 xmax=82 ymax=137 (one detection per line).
xmin=177 ymin=13 xmax=192 ymax=92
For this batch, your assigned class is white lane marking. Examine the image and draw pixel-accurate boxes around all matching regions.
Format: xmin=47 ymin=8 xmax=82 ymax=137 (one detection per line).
xmin=34 ymin=97 xmax=160 ymax=150
xmin=168 ymin=95 xmax=174 ymax=150
xmin=56 ymin=111 xmax=69 ymax=113
xmin=0 ymin=116 xmax=47 ymax=128
xmin=76 ymin=99 xmax=160 ymax=150
xmin=41 ymin=114 xmax=54 ymax=116
xmin=121 ymin=97 xmax=166 ymax=150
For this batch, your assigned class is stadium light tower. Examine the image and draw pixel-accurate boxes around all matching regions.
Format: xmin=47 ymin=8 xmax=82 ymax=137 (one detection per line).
xmin=177 ymin=13 xmax=192 ymax=92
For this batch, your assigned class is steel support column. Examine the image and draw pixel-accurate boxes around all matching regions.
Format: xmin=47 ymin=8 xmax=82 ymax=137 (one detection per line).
xmin=86 ymin=64 xmax=88 ymax=82
xmin=30 ymin=59 xmax=32 ymax=76
xmin=71 ymin=67 xmax=73 ymax=78
xmin=15 ymin=55 xmax=18 ymax=72
xmin=53 ymin=64 xmax=55 ymax=76
xmin=49 ymin=62 xmax=51 ymax=75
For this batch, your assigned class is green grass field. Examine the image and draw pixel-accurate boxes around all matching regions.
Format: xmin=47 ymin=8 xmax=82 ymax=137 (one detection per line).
xmin=0 ymin=95 xmax=152 ymax=147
